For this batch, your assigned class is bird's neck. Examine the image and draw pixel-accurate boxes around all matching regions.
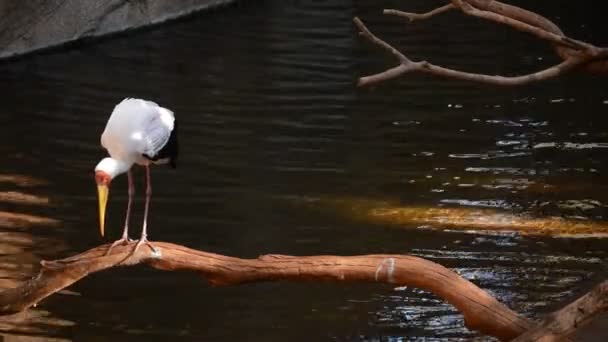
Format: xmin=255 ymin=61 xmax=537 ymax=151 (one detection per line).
xmin=95 ymin=158 xmax=132 ymax=179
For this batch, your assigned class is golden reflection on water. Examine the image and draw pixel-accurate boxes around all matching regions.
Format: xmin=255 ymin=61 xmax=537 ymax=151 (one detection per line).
xmin=0 ymin=211 xmax=59 ymax=228
xmin=0 ymin=174 xmax=48 ymax=187
xmin=0 ymin=191 xmax=49 ymax=206
xmin=294 ymin=196 xmax=608 ymax=237
xmin=0 ymin=310 xmax=73 ymax=342
xmin=0 ymin=173 xmax=73 ymax=340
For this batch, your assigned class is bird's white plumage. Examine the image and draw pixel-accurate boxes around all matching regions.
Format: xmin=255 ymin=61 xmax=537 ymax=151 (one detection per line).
xmin=101 ymin=98 xmax=175 ymax=165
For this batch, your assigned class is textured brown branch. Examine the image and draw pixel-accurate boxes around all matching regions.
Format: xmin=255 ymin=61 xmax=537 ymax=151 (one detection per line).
xmin=384 ymin=4 xmax=454 ymax=23
xmin=512 ymin=280 xmax=608 ymax=342
xmin=357 ymin=0 xmax=608 ymax=87
xmin=353 ymin=17 xmax=593 ymax=87
xmin=0 ymin=241 xmax=533 ymax=341
xmin=451 ymin=0 xmax=593 ymax=52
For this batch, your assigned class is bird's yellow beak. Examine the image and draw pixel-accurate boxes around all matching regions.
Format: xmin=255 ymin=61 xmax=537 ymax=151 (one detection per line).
xmin=97 ymin=184 xmax=109 ymax=237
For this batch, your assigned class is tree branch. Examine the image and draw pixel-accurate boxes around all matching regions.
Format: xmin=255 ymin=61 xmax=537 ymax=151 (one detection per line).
xmin=356 ymin=0 xmax=608 ymax=87
xmin=354 ymin=17 xmax=410 ymax=65
xmin=353 ymin=17 xmax=595 ymax=87
xmin=0 ymin=241 xmax=532 ymax=341
xmin=451 ymin=0 xmax=595 ymax=53
xmin=512 ymin=280 xmax=608 ymax=342
xmin=384 ymin=4 xmax=454 ymax=23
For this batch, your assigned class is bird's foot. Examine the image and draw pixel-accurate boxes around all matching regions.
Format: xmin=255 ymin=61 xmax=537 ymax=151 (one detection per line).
xmin=130 ymin=236 xmax=160 ymax=257
xmin=104 ymin=235 xmax=134 ymax=256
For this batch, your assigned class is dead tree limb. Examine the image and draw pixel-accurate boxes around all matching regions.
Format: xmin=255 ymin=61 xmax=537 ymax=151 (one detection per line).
xmin=356 ymin=0 xmax=608 ymax=87
xmin=512 ymin=280 xmax=608 ymax=342
xmin=384 ymin=4 xmax=455 ymax=23
xmin=353 ymin=18 xmax=587 ymax=87
xmin=0 ymin=241 xmax=532 ymax=341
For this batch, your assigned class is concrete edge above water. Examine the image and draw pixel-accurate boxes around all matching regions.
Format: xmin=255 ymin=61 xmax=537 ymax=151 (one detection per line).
xmin=0 ymin=0 xmax=235 ymax=60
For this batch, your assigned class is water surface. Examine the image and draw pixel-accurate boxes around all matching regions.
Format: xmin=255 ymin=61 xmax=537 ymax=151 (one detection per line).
xmin=1 ymin=0 xmax=607 ymax=340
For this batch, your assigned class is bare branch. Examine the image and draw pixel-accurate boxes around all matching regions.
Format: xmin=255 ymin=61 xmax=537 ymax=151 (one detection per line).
xmin=354 ymin=17 xmax=595 ymax=87
xmin=353 ymin=17 xmax=410 ymax=64
xmin=357 ymin=64 xmax=411 ymax=86
xmin=465 ymin=0 xmax=564 ymax=35
xmin=384 ymin=4 xmax=454 ymax=23
xmin=419 ymin=59 xmax=587 ymax=86
xmin=0 ymin=241 xmax=533 ymax=341
xmin=511 ymin=280 xmax=608 ymax=342
xmin=451 ymin=0 xmax=595 ymax=53
xmin=357 ymin=0 xmax=608 ymax=86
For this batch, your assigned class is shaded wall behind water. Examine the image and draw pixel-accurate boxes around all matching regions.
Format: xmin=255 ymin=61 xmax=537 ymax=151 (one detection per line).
xmin=0 ymin=0 xmax=236 ymax=59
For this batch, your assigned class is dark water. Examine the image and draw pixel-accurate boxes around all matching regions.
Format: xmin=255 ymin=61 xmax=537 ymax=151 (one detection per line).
xmin=1 ymin=0 xmax=608 ymax=340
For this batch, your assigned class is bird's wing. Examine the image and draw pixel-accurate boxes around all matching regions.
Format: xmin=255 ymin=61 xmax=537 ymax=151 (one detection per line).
xmin=100 ymin=98 xmax=175 ymax=158
xmin=135 ymin=102 xmax=175 ymax=158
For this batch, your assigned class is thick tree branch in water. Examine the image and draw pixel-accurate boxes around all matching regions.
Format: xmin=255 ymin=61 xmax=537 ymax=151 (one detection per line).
xmin=0 ymin=241 xmax=532 ymax=340
xmin=1 ymin=243 xmax=606 ymax=340
xmin=357 ymin=0 xmax=608 ymax=87
xmin=512 ymin=280 xmax=608 ymax=342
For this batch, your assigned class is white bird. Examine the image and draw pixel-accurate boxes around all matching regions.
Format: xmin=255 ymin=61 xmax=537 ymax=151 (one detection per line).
xmin=94 ymin=98 xmax=178 ymax=254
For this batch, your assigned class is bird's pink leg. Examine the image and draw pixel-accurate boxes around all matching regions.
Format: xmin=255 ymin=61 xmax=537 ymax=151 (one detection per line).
xmin=132 ymin=164 xmax=159 ymax=255
xmin=105 ymin=169 xmax=135 ymax=255
xmin=123 ymin=169 xmax=135 ymax=239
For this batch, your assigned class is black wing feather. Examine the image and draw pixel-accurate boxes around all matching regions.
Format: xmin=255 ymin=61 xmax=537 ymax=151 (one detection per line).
xmin=143 ymin=119 xmax=178 ymax=168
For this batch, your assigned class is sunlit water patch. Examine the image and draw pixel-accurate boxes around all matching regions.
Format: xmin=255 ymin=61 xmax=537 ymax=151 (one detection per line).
xmin=292 ymin=196 xmax=608 ymax=236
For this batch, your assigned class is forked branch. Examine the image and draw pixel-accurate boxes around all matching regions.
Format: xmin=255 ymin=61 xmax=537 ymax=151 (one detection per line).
xmin=354 ymin=18 xmax=587 ymax=87
xmin=357 ymin=0 xmax=608 ymax=87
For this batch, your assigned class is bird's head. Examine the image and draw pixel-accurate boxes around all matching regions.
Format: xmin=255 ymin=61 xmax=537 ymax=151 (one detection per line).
xmin=94 ymin=157 xmax=130 ymax=237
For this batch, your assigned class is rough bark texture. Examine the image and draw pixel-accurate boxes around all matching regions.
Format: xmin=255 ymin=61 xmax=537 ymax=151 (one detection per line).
xmin=0 ymin=0 xmax=235 ymax=59
xmin=512 ymin=280 xmax=608 ymax=342
xmin=0 ymin=242 xmax=606 ymax=340
xmin=0 ymin=241 xmax=532 ymax=341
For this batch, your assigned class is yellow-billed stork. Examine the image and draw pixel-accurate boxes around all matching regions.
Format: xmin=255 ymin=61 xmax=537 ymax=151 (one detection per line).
xmin=94 ymin=98 xmax=178 ymax=254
